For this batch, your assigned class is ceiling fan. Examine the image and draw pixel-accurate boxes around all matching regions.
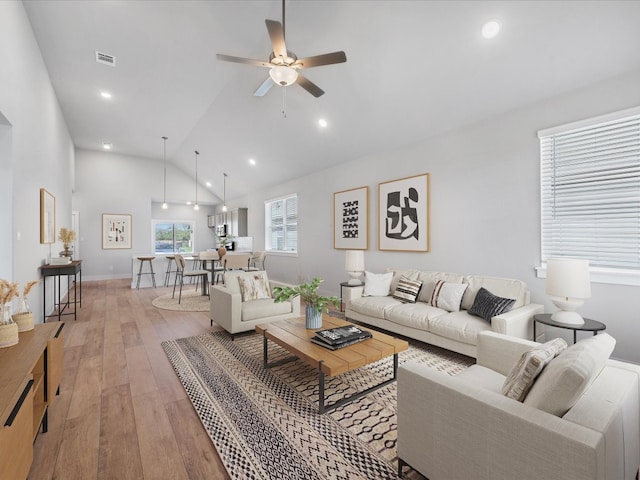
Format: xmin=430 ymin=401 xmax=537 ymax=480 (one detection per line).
xmin=216 ymin=0 xmax=347 ymax=98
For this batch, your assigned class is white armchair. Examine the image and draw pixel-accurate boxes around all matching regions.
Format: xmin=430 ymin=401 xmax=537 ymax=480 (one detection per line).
xmin=210 ymin=270 xmax=301 ymax=336
xmin=397 ymin=331 xmax=640 ymax=480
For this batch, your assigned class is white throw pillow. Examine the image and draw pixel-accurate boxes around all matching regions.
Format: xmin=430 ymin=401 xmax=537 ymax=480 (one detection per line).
xmin=429 ymin=280 xmax=468 ymax=312
xmin=363 ymin=271 xmax=393 ymax=297
xmin=524 ymin=333 xmax=616 ymax=416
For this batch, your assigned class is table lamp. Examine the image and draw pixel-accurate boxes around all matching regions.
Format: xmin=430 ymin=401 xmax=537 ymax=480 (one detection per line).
xmin=545 ymin=258 xmax=591 ymax=325
xmin=345 ymin=250 xmax=365 ymax=285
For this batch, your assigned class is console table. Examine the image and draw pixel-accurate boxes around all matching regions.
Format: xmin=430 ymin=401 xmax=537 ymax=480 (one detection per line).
xmin=0 ymin=323 xmax=64 ymax=479
xmin=40 ymin=260 xmax=82 ymax=322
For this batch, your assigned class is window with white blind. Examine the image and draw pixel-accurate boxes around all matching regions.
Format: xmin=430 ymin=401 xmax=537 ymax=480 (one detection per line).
xmin=539 ymin=106 xmax=640 ymax=285
xmin=265 ymin=194 xmax=298 ymax=253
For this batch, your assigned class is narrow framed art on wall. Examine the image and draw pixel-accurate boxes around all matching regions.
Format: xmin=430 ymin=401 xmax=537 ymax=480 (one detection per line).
xmin=333 ymin=186 xmax=368 ymax=250
xmin=378 ymin=173 xmax=430 ymax=252
xmin=40 ymin=188 xmax=56 ymax=244
xmin=102 ymin=213 xmax=132 ymax=249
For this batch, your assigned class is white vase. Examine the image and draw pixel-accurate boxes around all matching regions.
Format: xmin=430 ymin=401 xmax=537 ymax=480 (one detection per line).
xmin=305 ymin=305 xmax=322 ymax=329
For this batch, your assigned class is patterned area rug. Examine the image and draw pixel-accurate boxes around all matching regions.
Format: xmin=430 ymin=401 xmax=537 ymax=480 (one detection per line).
xmin=151 ymin=289 xmax=209 ymax=312
xmin=162 ymin=330 xmax=474 ymax=480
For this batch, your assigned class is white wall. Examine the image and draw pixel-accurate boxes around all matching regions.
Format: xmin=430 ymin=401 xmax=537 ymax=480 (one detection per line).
xmin=73 ymin=148 xmax=217 ymax=280
xmin=0 ymin=1 xmax=74 ymax=323
xmin=241 ymin=69 xmax=640 ymax=363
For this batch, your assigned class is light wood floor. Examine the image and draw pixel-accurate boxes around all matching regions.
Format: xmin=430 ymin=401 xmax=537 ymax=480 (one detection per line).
xmin=28 ymin=278 xmax=230 ymax=480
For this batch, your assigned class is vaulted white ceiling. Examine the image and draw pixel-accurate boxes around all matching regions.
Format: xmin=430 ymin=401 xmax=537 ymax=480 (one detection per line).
xmin=23 ymin=0 xmax=640 ymax=204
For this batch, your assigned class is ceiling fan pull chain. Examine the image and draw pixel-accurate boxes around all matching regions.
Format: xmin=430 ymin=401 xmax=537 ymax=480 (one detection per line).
xmin=282 ymin=85 xmax=287 ymax=118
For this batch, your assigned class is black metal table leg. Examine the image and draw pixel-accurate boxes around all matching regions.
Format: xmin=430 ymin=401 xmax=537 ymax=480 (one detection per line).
xmin=318 ymin=362 xmax=325 ymax=414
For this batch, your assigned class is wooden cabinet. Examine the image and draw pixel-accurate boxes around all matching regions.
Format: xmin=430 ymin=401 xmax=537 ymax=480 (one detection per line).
xmin=0 ymin=323 xmax=64 ymax=480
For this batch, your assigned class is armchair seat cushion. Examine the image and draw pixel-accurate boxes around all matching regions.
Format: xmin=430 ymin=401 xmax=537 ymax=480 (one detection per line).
xmin=455 ymin=365 xmax=505 ymax=393
xmin=242 ymin=298 xmax=293 ymax=322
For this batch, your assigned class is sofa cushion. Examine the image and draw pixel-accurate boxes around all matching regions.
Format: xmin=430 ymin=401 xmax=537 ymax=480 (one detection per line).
xmin=392 ymin=275 xmax=423 ymax=303
xmin=461 ymin=275 xmax=527 ymax=311
xmin=363 ymin=271 xmax=394 ymax=296
xmin=468 ymin=287 xmax=516 ymax=322
xmin=385 ymin=302 xmax=447 ymax=330
xmin=241 ymin=298 xmax=292 ymax=321
xmin=430 ymin=280 xmax=468 ymax=312
xmin=524 ymin=333 xmax=616 ymax=417
xmin=416 ymin=271 xmax=465 ymax=304
xmin=238 ymin=271 xmax=272 ymax=302
xmin=502 ymin=338 xmax=568 ymax=402
xmin=349 ymin=295 xmax=401 ymax=318
xmin=386 ymin=268 xmax=420 ymax=293
xmin=428 ymin=310 xmax=491 ymax=346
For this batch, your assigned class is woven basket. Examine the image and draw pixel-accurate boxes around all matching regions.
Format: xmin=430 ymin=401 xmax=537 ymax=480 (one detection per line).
xmin=0 ymin=323 xmax=19 ymax=348
xmin=12 ymin=312 xmax=34 ymax=332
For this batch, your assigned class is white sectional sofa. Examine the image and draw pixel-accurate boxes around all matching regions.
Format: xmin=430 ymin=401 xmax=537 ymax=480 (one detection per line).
xmin=344 ymin=268 xmax=544 ymax=358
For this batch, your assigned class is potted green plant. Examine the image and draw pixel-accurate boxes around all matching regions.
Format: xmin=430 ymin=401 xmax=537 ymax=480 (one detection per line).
xmin=273 ymin=277 xmax=340 ymax=329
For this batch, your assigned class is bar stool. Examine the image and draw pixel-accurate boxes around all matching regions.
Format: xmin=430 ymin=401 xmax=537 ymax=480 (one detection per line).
xmin=136 ymin=256 xmax=157 ymax=289
xmin=164 ymin=256 xmax=177 ymax=286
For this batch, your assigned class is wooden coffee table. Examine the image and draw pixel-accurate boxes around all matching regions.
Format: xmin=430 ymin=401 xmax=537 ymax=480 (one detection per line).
xmin=255 ymin=315 xmax=408 ymax=414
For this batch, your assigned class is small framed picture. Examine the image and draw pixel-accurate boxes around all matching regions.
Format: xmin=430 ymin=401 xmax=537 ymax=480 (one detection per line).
xmin=378 ymin=173 xmax=430 ymax=252
xmin=334 ymin=186 xmax=368 ymax=250
xmin=102 ymin=214 xmax=132 ymax=249
xmin=40 ymin=188 xmax=56 ymax=244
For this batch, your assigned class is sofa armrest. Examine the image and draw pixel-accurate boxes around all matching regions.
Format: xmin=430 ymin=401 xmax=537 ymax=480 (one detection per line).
xmin=398 ymin=361 xmax=604 ymax=480
xmin=210 ymin=285 xmax=242 ymax=333
xmin=491 ymin=303 xmax=544 ymax=341
xmin=476 ymin=331 xmax=539 ymax=376
xmin=343 ymin=285 xmax=364 ymax=309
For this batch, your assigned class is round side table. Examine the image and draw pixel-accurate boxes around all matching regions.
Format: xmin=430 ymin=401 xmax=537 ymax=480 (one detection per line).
xmin=533 ymin=314 xmax=606 ymax=344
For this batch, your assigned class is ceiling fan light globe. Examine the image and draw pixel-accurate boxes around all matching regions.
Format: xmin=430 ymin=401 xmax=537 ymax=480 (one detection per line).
xmin=269 ymin=66 xmax=298 ymax=86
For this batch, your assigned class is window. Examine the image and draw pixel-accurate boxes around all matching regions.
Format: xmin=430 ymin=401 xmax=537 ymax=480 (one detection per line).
xmin=265 ymin=194 xmax=298 ymax=253
xmin=153 ymin=221 xmax=195 ymax=254
xmin=539 ymin=107 xmax=640 ymax=285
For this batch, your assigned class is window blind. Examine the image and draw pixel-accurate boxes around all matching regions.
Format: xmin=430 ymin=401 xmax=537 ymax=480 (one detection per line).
xmin=539 ymin=110 xmax=640 ymax=270
xmin=265 ymin=194 xmax=298 ymax=252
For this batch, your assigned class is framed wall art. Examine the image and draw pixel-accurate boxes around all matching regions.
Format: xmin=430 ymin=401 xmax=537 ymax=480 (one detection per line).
xmin=334 ymin=186 xmax=368 ymax=250
xmin=378 ymin=173 xmax=430 ymax=252
xmin=40 ymin=188 xmax=56 ymax=244
xmin=102 ymin=213 xmax=132 ymax=249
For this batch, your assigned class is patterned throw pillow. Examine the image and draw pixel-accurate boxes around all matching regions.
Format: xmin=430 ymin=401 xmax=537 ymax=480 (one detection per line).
xmin=429 ymin=280 xmax=468 ymax=312
xmin=238 ymin=273 xmax=272 ymax=302
xmin=468 ymin=287 xmax=516 ymax=322
xmin=502 ymin=338 xmax=568 ymax=402
xmin=392 ymin=275 xmax=423 ymax=303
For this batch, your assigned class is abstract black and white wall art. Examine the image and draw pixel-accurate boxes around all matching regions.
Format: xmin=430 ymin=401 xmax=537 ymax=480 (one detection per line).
xmin=102 ymin=213 xmax=132 ymax=249
xmin=378 ymin=173 xmax=430 ymax=251
xmin=333 ymin=186 xmax=368 ymax=249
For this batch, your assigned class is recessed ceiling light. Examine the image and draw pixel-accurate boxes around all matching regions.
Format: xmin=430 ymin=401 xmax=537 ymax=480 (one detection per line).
xmin=249 ymin=158 xmax=256 ymax=166
xmin=100 ymin=91 xmax=112 ymax=99
xmin=102 ymin=142 xmax=112 ymax=150
xmin=482 ymin=20 xmax=501 ymax=39
xmin=206 ymin=181 xmax=212 ymax=187
xmin=318 ymin=119 xmax=328 ymax=128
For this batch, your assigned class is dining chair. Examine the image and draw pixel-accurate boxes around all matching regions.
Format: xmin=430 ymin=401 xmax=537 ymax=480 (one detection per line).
xmin=172 ymin=254 xmax=210 ymax=304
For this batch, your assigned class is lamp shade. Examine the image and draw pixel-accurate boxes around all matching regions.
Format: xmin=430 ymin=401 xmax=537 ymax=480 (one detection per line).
xmin=545 ymin=258 xmax=591 ymax=299
xmin=345 ymin=250 xmax=365 ymax=272
xmin=269 ymin=66 xmax=298 ymax=86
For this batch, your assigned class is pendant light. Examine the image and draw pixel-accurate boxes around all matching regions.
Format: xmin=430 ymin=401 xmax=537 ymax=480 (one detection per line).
xmin=161 ymin=136 xmax=168 ymax=209
xmin=222 ymin=173 xmax=228 ymax=212
xmin=193 ymin=150 xmax=200 ymax=211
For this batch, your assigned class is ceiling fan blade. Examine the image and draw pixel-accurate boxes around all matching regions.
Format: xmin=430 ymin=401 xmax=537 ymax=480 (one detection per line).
xmin=296 ymin=73 xmax=325 ymax=98
xmin=216 ymin=54 xmax=271 ymax=68
xmin=265 ymin=19 xmax=287 ymax=59
xmin=254 ymin=77 xmax=274 ymax=97
xmin=294 ymin=51 xmax=347 ymax=69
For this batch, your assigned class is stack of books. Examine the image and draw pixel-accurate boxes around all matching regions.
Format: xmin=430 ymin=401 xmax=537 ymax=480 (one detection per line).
xmin=311 ymin=324 xmax=372 ymax=350
xmin=50 ymin=257 xmax=71 ymax=265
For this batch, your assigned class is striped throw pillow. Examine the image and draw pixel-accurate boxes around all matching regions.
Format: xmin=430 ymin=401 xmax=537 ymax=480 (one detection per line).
xmin=468 ymin=287 xmax=515 ymax=322
xmin=392 ymin=275 xmax=423 ymax=303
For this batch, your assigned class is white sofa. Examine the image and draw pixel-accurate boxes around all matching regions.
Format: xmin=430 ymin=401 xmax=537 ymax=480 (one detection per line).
xmin=397 ymin=331 xmax=640 ymax=480
xmin=344 ymin=268 xmax=543 ymax=358
xmin=210 ymin=270 xmax=301 ymax=336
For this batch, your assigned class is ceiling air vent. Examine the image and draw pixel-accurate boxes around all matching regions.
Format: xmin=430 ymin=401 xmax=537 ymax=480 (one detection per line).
xmin=95 ymin=51 xmax=116 ymax=67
